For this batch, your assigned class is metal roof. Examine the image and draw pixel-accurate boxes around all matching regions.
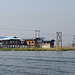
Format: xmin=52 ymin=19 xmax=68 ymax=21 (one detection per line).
xmin=0 ymin=36 xmax=7 ymax=40
xmin=0 ymin=36 xmax=20 ymax=40
xmin=38 ymin=37 xmax=45 ymax=39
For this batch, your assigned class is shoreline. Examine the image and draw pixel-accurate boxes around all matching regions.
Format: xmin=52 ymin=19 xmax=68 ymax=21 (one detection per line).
xmin=0 ymin=47 xmax=75 ymax=51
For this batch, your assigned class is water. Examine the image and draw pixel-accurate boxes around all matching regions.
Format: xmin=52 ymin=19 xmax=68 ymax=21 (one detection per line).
xmin=0 ymin=51 xmax=75 ymax=75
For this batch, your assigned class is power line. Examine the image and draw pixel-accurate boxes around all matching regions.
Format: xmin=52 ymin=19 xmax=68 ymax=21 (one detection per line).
xmin=0 ymin=28 xmax=34 ymax=31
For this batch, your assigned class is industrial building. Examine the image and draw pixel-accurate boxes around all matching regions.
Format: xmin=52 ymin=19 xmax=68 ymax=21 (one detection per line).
xmin=0 ymin=36 xmax=55 ymax=48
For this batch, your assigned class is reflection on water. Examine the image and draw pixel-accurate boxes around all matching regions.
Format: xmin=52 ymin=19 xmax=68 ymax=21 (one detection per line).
xmin=0 ymin=51 xmax=75 ymax=75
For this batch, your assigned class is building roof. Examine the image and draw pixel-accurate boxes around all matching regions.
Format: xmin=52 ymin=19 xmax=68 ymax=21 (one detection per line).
xmin=38 ymin=37 xmax=45 ymax=39
xmin=0 ymin=36 xmax=7 ymax=40
xmin=23 ymin=39 xmax=35 ymax=41
xmin=0 ymin=36 xmax=20 ymax=40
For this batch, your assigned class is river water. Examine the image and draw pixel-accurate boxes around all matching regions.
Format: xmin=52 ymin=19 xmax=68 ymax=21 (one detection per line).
xmin=0 ymin=51 xmax=75 ymax=75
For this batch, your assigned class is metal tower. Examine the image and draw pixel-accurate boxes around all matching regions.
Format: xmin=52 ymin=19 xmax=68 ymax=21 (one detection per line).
xmin=35 ymin=30 xmax=40 ymax=38
xmin=72 ymin=35 xmax=75 ymax=46
xmin=56 ymin=32 xmax=62 ymax=47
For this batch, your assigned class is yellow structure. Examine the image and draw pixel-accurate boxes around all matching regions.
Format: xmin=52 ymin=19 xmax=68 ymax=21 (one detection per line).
xmin=42 ymin=43 xmax=50 ymax=48
xmin=26 ymin=40 xmax=35 ymax=46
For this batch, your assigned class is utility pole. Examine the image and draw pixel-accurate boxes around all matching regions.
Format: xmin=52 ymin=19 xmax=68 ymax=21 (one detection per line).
xmin=56 ymin=32 xmax=62 ymax=47
xmin=35 ymin=30 xmax=40 ymax=39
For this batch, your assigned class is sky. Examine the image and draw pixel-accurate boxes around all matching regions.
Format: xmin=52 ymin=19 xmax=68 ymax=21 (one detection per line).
xmin=0 ymin=0 xmax=75 ymax=46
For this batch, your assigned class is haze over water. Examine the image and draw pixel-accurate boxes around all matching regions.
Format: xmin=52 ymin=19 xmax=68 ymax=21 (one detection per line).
xmin=0 ymin=0 xmax=75 ymax=46
xmin=0 ymin=51 xmax=75 ymax=75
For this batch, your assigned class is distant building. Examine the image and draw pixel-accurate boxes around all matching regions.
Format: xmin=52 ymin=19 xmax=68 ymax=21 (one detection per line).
xmin=35 ymin=37 xmax=44 ymax=48
xmin=0 ymin=36 xmax=55 ymax=48
xmin=42 ymin=39 xmax=55 ymax=48
xmin=23 ymin=37 xmax=55 ymax=48
xmin=0 ymin=36 xmax=21 ymax=48
xmin=23 ymin=39 xmax=35 ymax=48
xmin=72 ymin=43 xmax=75 ymax=47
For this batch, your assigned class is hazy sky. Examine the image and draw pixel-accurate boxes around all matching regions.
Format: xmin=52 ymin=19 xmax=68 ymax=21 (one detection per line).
xmin=0 ymin=0 xmax=75 ymax=46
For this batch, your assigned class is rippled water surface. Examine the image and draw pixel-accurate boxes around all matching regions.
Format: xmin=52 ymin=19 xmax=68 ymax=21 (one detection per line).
xmin=0 ymin=51 xmax=75 ymax=75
